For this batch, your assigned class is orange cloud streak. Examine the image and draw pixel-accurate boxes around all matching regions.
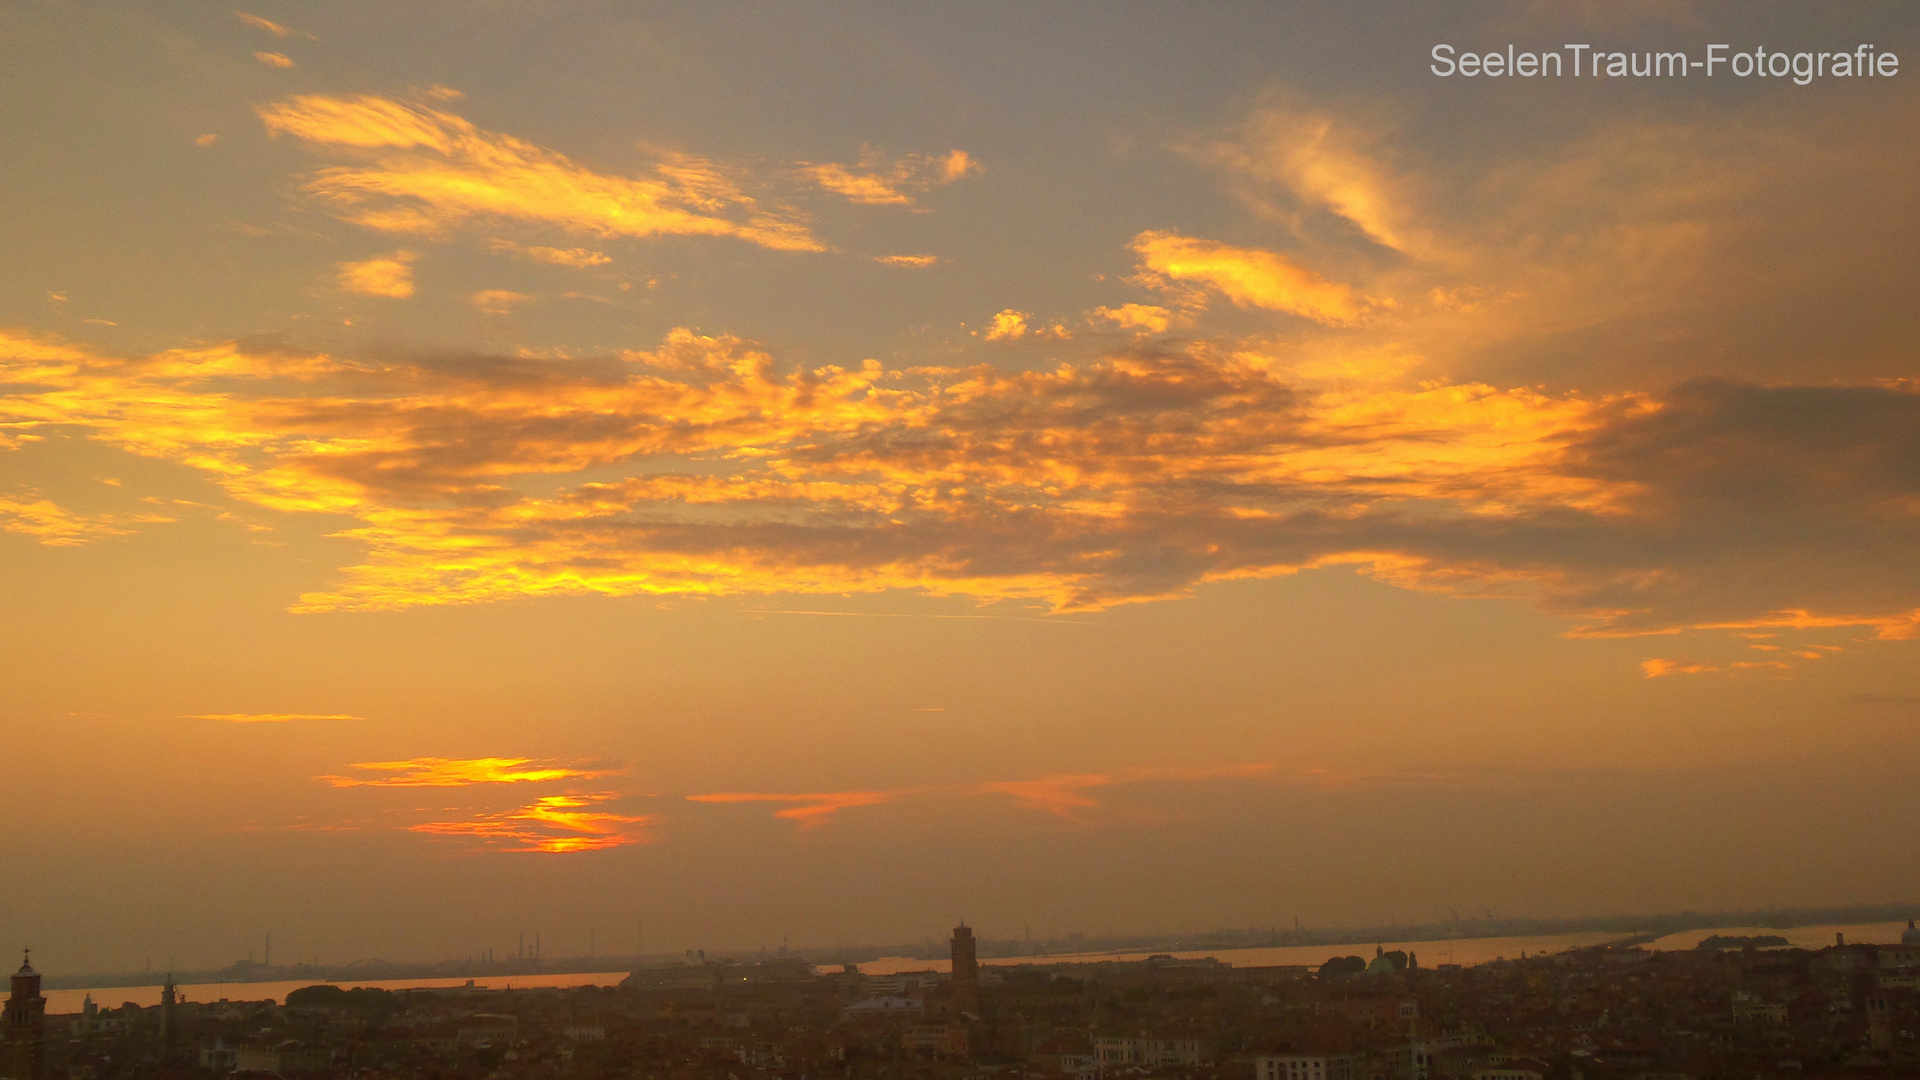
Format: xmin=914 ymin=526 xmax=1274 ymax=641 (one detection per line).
xmin=319 ymin=757 xmax=618 ymax=787
xmin=690 ymin=763 xmax=1279 ymax=828
xmin=257 ymin=95 xmax=822 ymax=252
xmin=1130 ymin=230 xmax=1384 ymax=325
xmin=685 ymin=790 xmax=906 ymax=829
xmin=800 ymin=148 xmax=980 ymax=206
xmin=411 ymin=794 xmax=654 ymax=852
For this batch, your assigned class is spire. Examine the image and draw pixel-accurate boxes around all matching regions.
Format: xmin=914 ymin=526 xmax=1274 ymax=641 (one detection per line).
xmin=16 ymin=947 xmax=30 ymax=975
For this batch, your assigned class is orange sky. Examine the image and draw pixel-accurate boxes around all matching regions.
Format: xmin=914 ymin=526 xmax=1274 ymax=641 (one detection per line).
xmin=2 ymin=2 xmax=1918 ymax=973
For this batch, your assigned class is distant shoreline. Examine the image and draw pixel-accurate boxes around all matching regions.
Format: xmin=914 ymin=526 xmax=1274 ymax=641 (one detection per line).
xmin=48 ymin=900 xmax=1904 ymax=991
xmin=42 ymin=905 xmax=1916 ymax=1003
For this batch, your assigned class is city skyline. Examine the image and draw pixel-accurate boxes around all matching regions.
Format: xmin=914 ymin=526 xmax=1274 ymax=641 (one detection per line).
xmin=3 ymin=2 xmax=1919 ymax=975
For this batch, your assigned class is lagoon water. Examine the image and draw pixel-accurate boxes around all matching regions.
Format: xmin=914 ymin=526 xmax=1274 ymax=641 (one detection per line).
xmin=43 ymin=970 xmax=635 ymax=1016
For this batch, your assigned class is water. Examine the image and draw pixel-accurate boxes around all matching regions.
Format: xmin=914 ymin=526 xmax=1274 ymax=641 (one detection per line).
xmin=43 ymin=970 xmax=633 ymax=1015
xmin=830 ymin=920 xmax=1916 ymax=977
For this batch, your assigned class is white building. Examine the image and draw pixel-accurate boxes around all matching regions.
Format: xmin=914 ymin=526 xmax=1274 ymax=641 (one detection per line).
xmin=1256 ymin=1051 xmax=1369 ymax=1080
xmin=1096 ymin=1035 xmax=1212 ymax=1071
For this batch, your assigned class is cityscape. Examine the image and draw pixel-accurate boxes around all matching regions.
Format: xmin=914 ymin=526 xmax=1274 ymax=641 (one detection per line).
xmin=5 ymin=2 xmax=1920 ymax=1079
xmin=7 ymin=919 xmax=1920 ymax=1078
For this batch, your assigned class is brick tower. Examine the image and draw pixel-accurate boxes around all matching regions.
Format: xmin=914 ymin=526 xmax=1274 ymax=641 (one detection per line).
xmin=2 ymin=950 xmax=45 ymax=1080
xmin=950 ymin=923 xmax=980 ymax=1016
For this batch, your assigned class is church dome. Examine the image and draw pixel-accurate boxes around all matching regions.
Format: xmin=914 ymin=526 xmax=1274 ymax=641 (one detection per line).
xmin=1902 ymin=919 xmax=1920 ymax=946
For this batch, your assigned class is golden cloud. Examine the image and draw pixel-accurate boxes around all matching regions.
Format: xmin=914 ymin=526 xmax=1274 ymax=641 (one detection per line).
xmin=337 ymin=252 xmax=416 ymax=298
xmin=485 ymin=239 xmax=612 ymax=267
xmin=235 ymin=11 xmax=310 ymax=39
xmin=1089 ymin=303 xmax=1176 ymax=334
xmin=800 ymin=148 xmax=981 ymax=206
xmin=0 ymin=493 xmax=132 ymax=546
xmin=981 ymin=309 xmax=1029 ymax=341
xmin=253 ymin=51 xmax=295 ymax=69
xmin=1130 ymin=230 xmax=1383 ymax=326
xmin=1188 ymin=105 xmax=1426 ymax=257
xmin=257 ymin=95 xmax=823 ymax=252
xmin=319 ymin=757 xmax=619 ymax=787
xmin=3 ymin=326 xmax=1918 ymax=648
xmin=410 ymin=793 xmax=654 ymax=853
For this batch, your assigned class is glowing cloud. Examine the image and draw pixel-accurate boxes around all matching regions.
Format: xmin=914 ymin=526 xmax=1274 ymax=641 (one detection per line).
xmin=4 ymin=326 xmax=1918 ymax=648
xmin=253 ymin=51 xmax=295 ymax=69
xmin=0 ymin=494 xmax=131 ymax=546
xmin=1131 ymin=230 xmax=1380 ymax=325
xmin=411 ymin=793 xmax=654 ymax=852
xmin=1641 ymin=658 xmax=1791 ymax=678
xmin=1195 ymin=107 xmax=1421 ymax=255
xmin=257 ymin=95 xmax=823 ymax=252
xmin=319 ymin=757 xmax=619 ymax=787
xmin=235 ymin=11 xmax=310 ymax=39
xmin=874 ymin=254 xmax=940 ymax=268
xmin=981 ymin=309 xmax=1030 ymax=341
xmin=485 ymin=239 xmax=612 ymax=267
xmin=800 ymin=148 xmax=981 ymax=206
xmin=337 ymin=252 xmax=416 ymax=298
xmin=1089 ymin=303 xmax=1175 ymax=334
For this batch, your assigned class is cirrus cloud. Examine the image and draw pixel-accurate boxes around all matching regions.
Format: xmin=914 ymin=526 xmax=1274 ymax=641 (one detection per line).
xmin=257 ymin=94 xmax=824 ymax=252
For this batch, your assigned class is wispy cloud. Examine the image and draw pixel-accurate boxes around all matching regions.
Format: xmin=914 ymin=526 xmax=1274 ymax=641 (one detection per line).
xmin=485 ymin=238 xmax=611 ymax=267
xmin=1130 ymin=230 xmax=1385 ymax=326
xmin=685 ymin=789 xmax=907 ymax=828
xmin=471 ymin=288 xmax=533 ymax=314
xmin=1641 ymin=658 xmax=1789 ymax=678
xmin=257 ymin=95 xmax=823 ymax=252
xmin=0 ymin=493 xmax=134 ymax=546
xmin=687 ymin=763 xmax=1283 ymax=830
xmin=319 ymin=757 xmax=620 ymax=788
xmin=253 ymin=51 xmax=295 ymax=69
xmin=800 ymin=148 xmax=980 ymax=207
xmin=234 ymin=11 xmax=313 ymax=40
xmin=979 ymin=763 xmax=1278 ymax=822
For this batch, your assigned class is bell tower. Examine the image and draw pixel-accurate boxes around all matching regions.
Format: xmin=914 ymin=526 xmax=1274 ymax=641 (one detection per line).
xmin=950 ymin=923 xmax=980 ymax=1016
xmin=2 ymin=949 xmax=46 ymax=1080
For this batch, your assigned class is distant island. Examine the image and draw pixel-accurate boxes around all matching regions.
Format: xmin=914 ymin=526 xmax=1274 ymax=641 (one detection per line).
xmin=1697 ymin=934 xmax=1791 ymax=950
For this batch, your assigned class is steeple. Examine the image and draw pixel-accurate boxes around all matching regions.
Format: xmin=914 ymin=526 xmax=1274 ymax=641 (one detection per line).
xmin=4 ymin=948 xmax=47 ymax=1080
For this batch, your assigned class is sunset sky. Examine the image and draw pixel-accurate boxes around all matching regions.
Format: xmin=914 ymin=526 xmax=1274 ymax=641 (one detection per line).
xmin=4 ymin=1 xmax=1919 ymax=975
